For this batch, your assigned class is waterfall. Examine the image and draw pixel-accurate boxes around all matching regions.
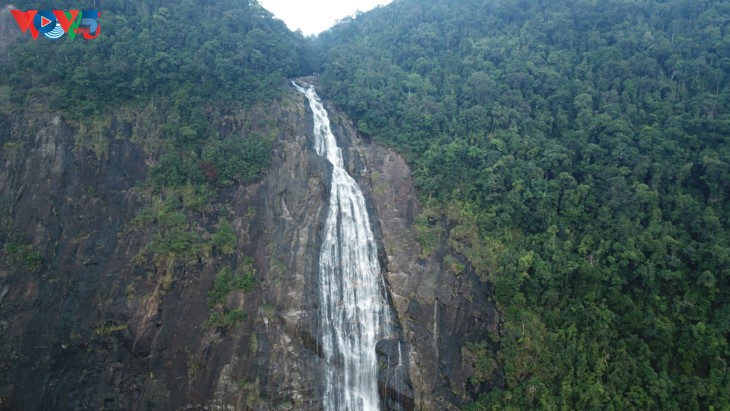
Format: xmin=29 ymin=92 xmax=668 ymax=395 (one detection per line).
xmin=294 ymin=82 xmax=391 ymax=411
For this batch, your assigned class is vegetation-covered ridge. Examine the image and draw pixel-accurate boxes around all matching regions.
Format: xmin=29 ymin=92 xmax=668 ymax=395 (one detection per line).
xmin=316 ymin=0 xmax=730 ymax=409
xmin=1 ymin=0 xmax=309 ymax=281
xmin=1 ymin=0 xmax=311 ymax=199
xmin=1 ymin=0 xmax=312 ymax=117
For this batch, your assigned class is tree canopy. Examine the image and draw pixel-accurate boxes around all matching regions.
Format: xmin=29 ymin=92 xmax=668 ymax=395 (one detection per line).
xmin=315 ymin=0 xmax=730 ymax=408
xmin=3 ymin=0 xmax=312 ymax=116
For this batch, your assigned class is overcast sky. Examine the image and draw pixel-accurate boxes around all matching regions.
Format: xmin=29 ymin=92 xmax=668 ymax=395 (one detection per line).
xmin=258 ymin=0 xmax=393 ymax=36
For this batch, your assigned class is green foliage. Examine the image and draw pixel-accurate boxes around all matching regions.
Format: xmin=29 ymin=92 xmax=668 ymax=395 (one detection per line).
xmin=212 ymin=217 xmax=237 ymax=254
xmin=443 ymin=254 xmax=464 ymax=276
xmin=145 ymin=208 xmax=201 ymax=257
xmin=414 ymin=209 xmax=443 ymax=257
xmin=181 ymin=183 xmax=215 ymax=211
xmin=270 ymin=257 xmax=286 ymax=274
xmin=1 ymin=0 xmax=312 ymax=118
xmin=150 ymin=216 xmax=201 ymax=255
xmin=238 ymin=378 xmax=250 ymax=391
xmin=207 ymin=265 xmax=257 ymax=308
xmin=317 ymin=0 xmax=730 ymax=408
xmin=95 ymin=321 xmax=127 ymax=336
xmin=3 ymin=242 xmax=42 ymax=272
xmin=250 ymin=332 xmax=258 ymax=354
xmin=203 ymin=308 xmax=248 ymax=330
xmin=2 ymin=142 xmax=22 ymax=162
xmin=205 ymin=262 xmax=256 ymax=329
xmin=151 ymin=149 xmax=207 ymax=188
xmin=145 ymin=107 xmax=273 ymax=198
xmin=465 ymin=341 xmax=496 ymax=386
xmin=133 ymin=193 xmax=207 ymax=265
xmin=201 ymin=134 xmax=272 ymax=186
xmin=74 ymin=117 xmax=111 ymax=160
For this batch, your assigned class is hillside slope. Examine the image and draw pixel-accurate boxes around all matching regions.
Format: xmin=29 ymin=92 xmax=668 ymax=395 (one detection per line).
xmin=315 ymin=0 xmax=730 ymax=408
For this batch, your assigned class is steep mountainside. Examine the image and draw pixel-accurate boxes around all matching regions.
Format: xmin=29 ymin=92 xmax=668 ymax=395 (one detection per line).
xmin=315 ymin=0 xmax=730 ymax=409
xmin=0 ymin=84 xmax=494 ymax=410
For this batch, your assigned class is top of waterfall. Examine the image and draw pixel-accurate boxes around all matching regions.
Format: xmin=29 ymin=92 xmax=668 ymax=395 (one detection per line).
xmin=291 ymin=76 xmax=322 ymax=89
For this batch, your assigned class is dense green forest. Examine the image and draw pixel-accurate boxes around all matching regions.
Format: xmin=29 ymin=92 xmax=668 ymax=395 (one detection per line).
xmin=3 ymin=0 xmax=310 ymax=112
xmin=315 ymin=0 xmax=729 ymax=409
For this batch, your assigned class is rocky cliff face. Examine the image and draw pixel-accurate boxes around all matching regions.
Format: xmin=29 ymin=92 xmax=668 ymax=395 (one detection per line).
xmin=326 ymin=97 xmax=501 ymax=410
xmin=0 ymin=84 xmax=497 ymax=410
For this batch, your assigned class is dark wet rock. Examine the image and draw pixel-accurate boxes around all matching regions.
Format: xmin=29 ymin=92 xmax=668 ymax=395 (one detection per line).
xmin=351 ymin=130 xmax=501 ymax=408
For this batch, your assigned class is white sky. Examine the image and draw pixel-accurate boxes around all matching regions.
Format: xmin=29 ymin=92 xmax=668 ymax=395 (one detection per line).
xmin=258 ymin=0 xmax=393 ymax=36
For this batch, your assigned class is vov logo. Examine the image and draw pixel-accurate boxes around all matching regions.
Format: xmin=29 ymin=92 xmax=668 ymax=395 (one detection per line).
xmin=10 ymin=9 xmax=101 ymax=40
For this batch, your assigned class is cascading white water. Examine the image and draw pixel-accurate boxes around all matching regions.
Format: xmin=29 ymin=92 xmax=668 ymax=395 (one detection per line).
xmin=294 ymin=82 xmax=391 ymax=411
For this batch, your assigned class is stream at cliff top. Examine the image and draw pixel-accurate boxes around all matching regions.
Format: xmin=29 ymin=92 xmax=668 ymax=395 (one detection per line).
xmin=294 ymin=82 xmax=392 ymax=411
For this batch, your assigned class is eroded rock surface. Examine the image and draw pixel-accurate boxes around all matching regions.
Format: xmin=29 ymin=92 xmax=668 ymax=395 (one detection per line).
xmin=327 ymin=97 xmax=500 ymax=410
